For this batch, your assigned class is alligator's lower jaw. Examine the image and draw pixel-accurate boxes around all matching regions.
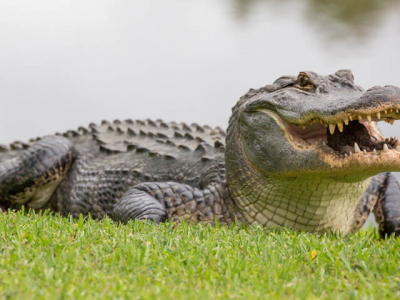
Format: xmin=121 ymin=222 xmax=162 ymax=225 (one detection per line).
xmin=264 ymin=109 xmax=400 ymax=172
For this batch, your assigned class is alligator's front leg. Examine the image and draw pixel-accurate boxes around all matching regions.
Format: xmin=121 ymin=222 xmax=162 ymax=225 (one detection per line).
xmin=111 ymin=182 xmax=229 ymax=224
xmin=373 ymin=172 xmax=400 ymax=238
xmin=0 ymin=136 xmax=76 ymax=210
xmin=352 ymin=172 xmax=400 ymax=237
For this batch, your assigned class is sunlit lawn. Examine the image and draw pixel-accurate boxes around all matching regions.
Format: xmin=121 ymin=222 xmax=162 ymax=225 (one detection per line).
xmin=0 ymin=209 xmax=399 ymax=300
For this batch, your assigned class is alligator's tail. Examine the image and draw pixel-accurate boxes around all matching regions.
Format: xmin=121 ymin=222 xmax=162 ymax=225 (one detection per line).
xmin=0 ymin=136 xmax=76 ymax=210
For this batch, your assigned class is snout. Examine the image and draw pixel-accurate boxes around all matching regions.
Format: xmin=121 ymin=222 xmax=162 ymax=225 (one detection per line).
xmin=348 ymin=85 xmax=400 ymax=112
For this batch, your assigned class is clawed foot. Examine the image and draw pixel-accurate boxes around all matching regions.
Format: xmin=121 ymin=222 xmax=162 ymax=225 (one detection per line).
xmin=111 ymin=187 xmax=167 ymax=224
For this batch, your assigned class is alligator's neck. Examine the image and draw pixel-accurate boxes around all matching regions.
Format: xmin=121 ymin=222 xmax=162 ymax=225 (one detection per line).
xmin=225 ymin=110 xmax=371 ymax=235
xmin=228 ymin=169 xmax=371 ymax=234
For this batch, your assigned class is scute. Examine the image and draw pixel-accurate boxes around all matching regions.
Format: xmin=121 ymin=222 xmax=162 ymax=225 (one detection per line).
xmin=91 ymin=119 xmax=226 ymax=157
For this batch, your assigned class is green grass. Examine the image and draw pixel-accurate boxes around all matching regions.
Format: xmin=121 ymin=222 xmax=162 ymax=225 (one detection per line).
xmin=0 ymin=210 xmax=399 ymax=300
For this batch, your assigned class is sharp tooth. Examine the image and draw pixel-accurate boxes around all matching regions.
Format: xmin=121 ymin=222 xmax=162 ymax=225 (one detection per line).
xmin=358 ymin=115 xmax=362 ymax=121
xmin=354 ymin=143 xmax=360 ymax=153
xmin=373 ymin=149 xmax=377 ymax=154
xmin=337 ymin=122 xmax=344 ymax=132
xmin=324 ymin=123 xmax=328 ymax=128
xmin=390 ymin=109 xmax=393 ymax=112
xmin=389 ymin=119 xmax=395 ymax=125
xmin=376 ymin=112 xmax=381 ymax=119
xmin=329 ymin=124 xmax=336 ymax=135
xmin=383 ymin=144 xmax=389 ymax=152
xmin=322 ymin=141 xmax=326 ymax=146
xmin=396 ymin=145 xmax=400 ymax=151
xmin=367 ymin=115 xmax=372 ymax=123
xmin=385 ymin=110 xmax=388 ymax=114
xmin=344 ymin=118 xmax=349 ymax=125
xmin=349 ymin=151 xmax=352 ymax=156
xmin=349 ymin=115 xmax=353 ymax=121
xmin=363 ymin=149 xmax=367 ymax=155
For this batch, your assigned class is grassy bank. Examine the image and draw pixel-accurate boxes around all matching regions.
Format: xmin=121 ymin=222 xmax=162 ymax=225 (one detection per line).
xmin=0 ymin=210 xmax=399 ymax=299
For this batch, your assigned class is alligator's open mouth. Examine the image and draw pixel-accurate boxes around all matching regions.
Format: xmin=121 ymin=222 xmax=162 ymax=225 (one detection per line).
xmin=262 ymin=108 xmax=400 ymax=158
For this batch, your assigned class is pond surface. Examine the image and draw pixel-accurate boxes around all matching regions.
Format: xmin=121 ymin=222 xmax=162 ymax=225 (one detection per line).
xmin=1 ymin=0 xmax=400 ymax=225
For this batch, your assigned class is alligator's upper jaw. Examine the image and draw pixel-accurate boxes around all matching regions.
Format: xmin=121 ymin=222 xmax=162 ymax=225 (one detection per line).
xmin=263 ymin=85 xmax=400 ymax=172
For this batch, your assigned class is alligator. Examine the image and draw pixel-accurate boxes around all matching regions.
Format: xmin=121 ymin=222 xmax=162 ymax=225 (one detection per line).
xmin=1 ymin=70 xmax=400 ymax=237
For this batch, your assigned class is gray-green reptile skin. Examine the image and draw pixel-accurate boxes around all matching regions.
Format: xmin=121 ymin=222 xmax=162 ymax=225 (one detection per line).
xmin=1 ymin=70 xmax=400 ymax=237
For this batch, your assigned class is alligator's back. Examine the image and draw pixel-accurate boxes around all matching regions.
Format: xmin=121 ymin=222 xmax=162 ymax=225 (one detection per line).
xmin=0 ymin=119 xmax=226 ymax=164
xmin=69 ymin=119 xmax=227 ymax=188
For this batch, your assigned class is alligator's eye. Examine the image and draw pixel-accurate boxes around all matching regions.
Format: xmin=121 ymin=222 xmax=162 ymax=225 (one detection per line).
xmin=298 ymin=75 xmax=311 ymax=87
xmin=296 ymin=74 xmax=315 ymax=91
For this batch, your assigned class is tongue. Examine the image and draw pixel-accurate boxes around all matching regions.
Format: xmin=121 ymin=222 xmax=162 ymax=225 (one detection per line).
xmin=327 ymin=121 xmax=372 ymax=152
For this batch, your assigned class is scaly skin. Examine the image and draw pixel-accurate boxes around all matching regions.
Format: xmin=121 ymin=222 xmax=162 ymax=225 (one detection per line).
xmin=1 ymin=70 xmax=400 ymax=237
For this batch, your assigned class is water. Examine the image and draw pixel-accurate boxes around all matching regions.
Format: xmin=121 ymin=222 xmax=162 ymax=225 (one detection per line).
xmin=1 ymin=0 xmax=400 ymax=226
